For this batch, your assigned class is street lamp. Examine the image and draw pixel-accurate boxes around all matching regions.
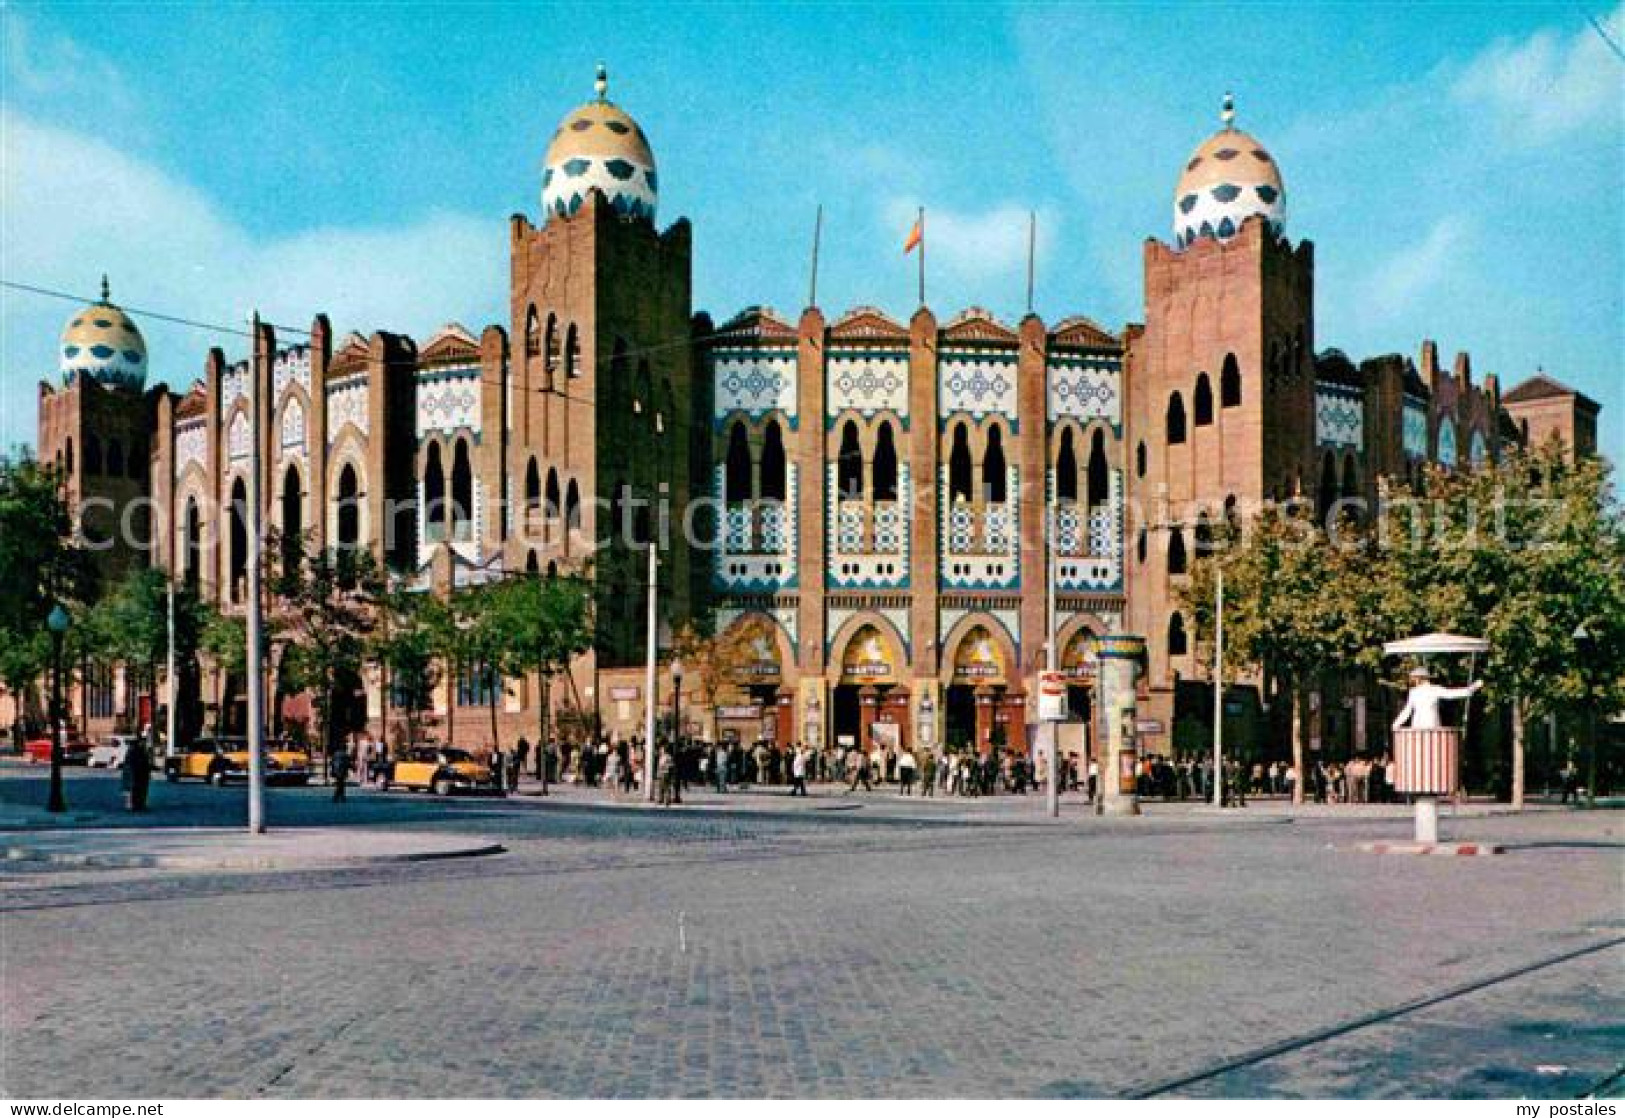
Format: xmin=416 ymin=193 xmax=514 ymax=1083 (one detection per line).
xmin=1573 ymin=622 xmax=1597 ymax=809
xmin=46 ymin=603 xmax=70 ymax=813
xmin=670 ymin=659 xmax=684 ymax=804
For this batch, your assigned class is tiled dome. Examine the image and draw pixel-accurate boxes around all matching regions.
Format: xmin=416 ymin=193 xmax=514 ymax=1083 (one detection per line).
xmin=1172 ymin=94 xmax=1285 ymax=250
xmin=60 ymin=277 xmax=147 ymax=391
xmin=541 ymin=65 xmax=658 ymax=223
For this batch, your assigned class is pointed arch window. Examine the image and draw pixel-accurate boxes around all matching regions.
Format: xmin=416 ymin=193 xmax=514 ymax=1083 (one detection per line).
xmin=524 ymin=458 xmax=541 ymax=522
xmin=565 ymin=324 xmax=581 ymax=379
xmin=184 ymin=497 xmax=201 ymax=591
xmin=761 ymin=420 xmax=788 ymax=502
xmin=726 ymin=421 xmax=753 ymax=503
xmin=1087 ymin=428 xmax=1109 ymax=509
xmin=565 ymin=479 xmax=582 ymax=532
xmin=1168 ymin=529 xmax=1188 ymax=575
xmin=1194 ymin=373 xmax=1214 ymax=426
xmin=1056 ymin=428 xmax=1078 ymax=503
xmin=545 ymin=468 xmax=562 ymax=525
xmin=336 ymin=463 xmax=360 ymax=552
xmin=229 ymin=478 xmax=248 ymax=602
xmin=948 ymin=422 xmax=973 ymax=503
xmin=871 ymin=421 xmax=898 ymax=502
xmin=1136 ymin=440 xmax=1147 ymax=478
xmin=544 ymin=314 xmax=559 ymax=386
xmin=451 ymin=438 xmax=473 ymax=540
xmin=1168 ymin=612 xmax=1188 ymax=657
xmin=280 ymin=464 xmax=303 ymax=575
xmin=983 ymin=425 xmax=1008 ymax=503
xmin=1166 ymin=392 xmax=1187 ymax=445
xmin=1221 ymin=353 xmax=1241 ymax=407
xmin=425 ymin=442 xmax=446 ymax=541
xmin=837 ymin=421 xmax=864 ymax=500
xmin=525 ymin=306 xmax=541 ymax=359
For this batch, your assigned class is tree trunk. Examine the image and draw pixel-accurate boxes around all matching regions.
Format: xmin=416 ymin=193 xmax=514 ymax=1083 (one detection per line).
xmin=1291 ymin=683 xmax=1306 ymax=806
xmin=1510 ymin=694 xmax=1526 ymax=811
xmin=445 ymin=658 xmax=456 ymax=747
xmin=486 ymin=666 xmax=500 ymax=752
xmin=537 ymin=673 xmax=551 ymax=788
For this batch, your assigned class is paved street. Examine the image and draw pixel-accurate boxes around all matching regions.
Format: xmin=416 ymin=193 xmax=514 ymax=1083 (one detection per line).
xmin=2 ymin=766 xmax=1621 ymax=1098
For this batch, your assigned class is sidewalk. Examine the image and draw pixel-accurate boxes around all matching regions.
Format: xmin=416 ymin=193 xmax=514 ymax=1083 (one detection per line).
xmin=1 ymin=827 xmax=505 ymax=870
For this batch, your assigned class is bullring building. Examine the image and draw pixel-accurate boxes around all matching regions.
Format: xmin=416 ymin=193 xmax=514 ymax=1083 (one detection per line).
xmin=34 ymin=72 xmax=1601 ymax=772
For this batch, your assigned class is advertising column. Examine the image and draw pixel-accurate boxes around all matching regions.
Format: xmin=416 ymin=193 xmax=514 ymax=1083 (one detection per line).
xmin=1094 ymin=634 xmax=1146 ymax=817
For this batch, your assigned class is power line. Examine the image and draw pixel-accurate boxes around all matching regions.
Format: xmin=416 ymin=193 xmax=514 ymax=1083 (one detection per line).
xmin=0 ymin=279 xmax=310 ymax=340
xmin=1585 ymin=7 xmax=1625 ymax=62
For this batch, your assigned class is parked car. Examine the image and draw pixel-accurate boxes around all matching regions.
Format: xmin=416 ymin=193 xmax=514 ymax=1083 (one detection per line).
xmin=163 ymin=736 xmax=313 ymax=786
xmin=384 ymin=746 xmax=502 ymax=796
xmin=88 ymin=734 xmax=144 ymax=769
xmin=24 ymin=733 xmax=91 ymax=766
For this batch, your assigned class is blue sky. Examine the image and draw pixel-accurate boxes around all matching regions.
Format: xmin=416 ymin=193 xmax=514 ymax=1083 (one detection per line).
xmin=3 ymin=2 xmax=1621 ymax=459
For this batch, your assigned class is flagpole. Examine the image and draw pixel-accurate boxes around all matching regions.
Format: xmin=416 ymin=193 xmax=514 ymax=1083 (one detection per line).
xmin=917 ymin=206 xmax=926 ymax=307
xmin=808 ymin=204 xmax=823 ymax=309
xmin=1026 ymin=211 xmax=1037 ymax=315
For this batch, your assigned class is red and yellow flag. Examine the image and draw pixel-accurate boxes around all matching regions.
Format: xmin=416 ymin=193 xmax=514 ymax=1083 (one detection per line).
xmin=903 ymin=217 xmax=923 ymax=255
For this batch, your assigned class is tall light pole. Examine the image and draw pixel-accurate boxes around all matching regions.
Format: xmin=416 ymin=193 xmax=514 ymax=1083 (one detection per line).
xmin=671 ymin=658 xmax=684 ymax=804
xmin=1574 ymin=622 xmax=1597 ymax=809
xmin=46 ymin=603 xmax=70 ymax=813
xmin=164 ymin=575 xmax=177 ymax=759
xmin=642 ymin=540 xmax=659 ymax=803
xmin=1044 ymin=521 xmax=1059 ymax=818
xmin=1212 ymin=565 xmax=1224 ymax=808
xmin=245 ymin=313 xmax=266 ymax=834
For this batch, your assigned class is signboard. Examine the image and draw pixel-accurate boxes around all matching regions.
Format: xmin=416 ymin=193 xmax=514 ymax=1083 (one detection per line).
xmin=717 ymin=705 xmax=762 ymax=720
xmin=1038 ymin=671 xmax=1067 ymax=722
xmin=609 ymin=686 xmax=640 ymax=701
xmin=1134 ymin=718 xmax=1165 ymax=735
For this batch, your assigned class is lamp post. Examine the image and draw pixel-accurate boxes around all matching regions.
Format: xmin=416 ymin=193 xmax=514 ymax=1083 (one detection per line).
xmin=671 ymin=658 xmax=684 ymax=804
xmin=46 ymin=603 xmax=70 ymax=813
xmin=1574 ymin=622 xmax=1597 ymax=809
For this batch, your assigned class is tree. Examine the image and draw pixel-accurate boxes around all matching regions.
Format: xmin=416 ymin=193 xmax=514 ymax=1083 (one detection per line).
xmin=270 ymin=539 xmax=382 ymax=757
xmin=0 ymin=450 xmax=92 ymax=744
xmin=372 ymin=586 xmax=448 ymax=752
xmin=84 ymin=567 xmax=205 ymax=748
xmin=442 ymin=583 xmax=513 ymax=755
xmin=671 ymin=613 xmax=770 ymax=743
xmin=199 ymin=606 xmax=247 ymax=733
xmin=487 ymin=571 xmax=594 ymax=785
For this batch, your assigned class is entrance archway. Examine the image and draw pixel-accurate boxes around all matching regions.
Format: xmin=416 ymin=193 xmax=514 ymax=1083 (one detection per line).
xmin=945 ymin=623 xmax=1017 ymax=755
xmin=833 ymin=622 xmax=905 ymax=752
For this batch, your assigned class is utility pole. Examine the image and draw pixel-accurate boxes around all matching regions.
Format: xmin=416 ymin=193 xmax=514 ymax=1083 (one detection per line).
xmin=246 ymin=313 xmax=266 ymax=834
xmin=643 ymin=541 xmax=658 ymax=803
xmin=1045 ymin=521 xmax=1059 ymax=819
xmin=164 ymin=575 xmax=177 ymax=759
xmin=1212 ymin=565 xmax=1224 ymax=808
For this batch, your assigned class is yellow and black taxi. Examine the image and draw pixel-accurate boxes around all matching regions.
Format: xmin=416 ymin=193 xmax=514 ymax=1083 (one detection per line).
xmin=384 ymin=746 xmax=503 ymax=796
xmin=163 ymin=736 xmax=313 ymax=786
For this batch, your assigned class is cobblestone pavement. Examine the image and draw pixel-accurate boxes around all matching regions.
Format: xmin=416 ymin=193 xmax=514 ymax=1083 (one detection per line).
xmin=1 ymin=769 xmax=1620 ymax=1098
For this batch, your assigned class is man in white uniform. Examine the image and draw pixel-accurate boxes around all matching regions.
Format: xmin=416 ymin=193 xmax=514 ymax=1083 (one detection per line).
xmin=1391 ymin=666 xmax=1482 ymax=731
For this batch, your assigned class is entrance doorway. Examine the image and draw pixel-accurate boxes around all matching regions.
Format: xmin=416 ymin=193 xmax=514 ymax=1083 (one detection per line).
xmin=945 ymin=684 xmax=977 ymax=751
xmin=832 ymin=685 xmax=862 ymax=750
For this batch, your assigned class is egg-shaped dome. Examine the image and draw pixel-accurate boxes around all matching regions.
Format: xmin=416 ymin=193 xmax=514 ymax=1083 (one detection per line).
xmin=1172 ymin=94 xmax=1285 ymax=250
xmin=541 ymin=65 xmax=658 ymax=224
xmin=60 ymin=277 xmax=147 ymax=391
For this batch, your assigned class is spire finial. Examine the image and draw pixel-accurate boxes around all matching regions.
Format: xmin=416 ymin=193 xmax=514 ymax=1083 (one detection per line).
xmin=1220 ymin=91 xmax=1235 ymax=129
xmin=100 ymin=274 xmax=110 ymax=303
xmin=594 ymin=62 xmax=608 ymax=101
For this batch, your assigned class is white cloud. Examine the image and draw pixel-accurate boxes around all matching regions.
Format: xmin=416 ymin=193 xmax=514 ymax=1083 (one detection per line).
xmin=881 ymin=198 xmax=1060 ymax=289
xmin=1450 ymin=4 xmax=1624 ymax=145
xmin=0 ymin=108 xmax=505 ymax=449
xmin=1355 ymin=215 xmax=1472 ymax=325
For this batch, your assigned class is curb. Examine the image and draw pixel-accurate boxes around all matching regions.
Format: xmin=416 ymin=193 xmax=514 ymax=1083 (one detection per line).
xmin=1350 ymin=840 xmax=1504 ymax=856
xmin=1 ymin=841 xmax=506 ymax=871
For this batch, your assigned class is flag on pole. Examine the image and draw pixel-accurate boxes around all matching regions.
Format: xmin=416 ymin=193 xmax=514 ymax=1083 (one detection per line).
xmin=903 ymin=215 xmax=923 ymax=255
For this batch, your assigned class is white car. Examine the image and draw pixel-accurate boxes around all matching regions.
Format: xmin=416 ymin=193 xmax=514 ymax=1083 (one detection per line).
xmin=88 ymin=735 xmax=142 ymax=769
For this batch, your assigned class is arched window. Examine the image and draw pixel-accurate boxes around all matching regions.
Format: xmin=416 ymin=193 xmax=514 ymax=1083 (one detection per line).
xmin=526 ymin=550 xmax=539 ymax=575
xmin=280 ymin=464 xmax=302 ymax=574
xmin=725 ymin=421 xmax=753 ymax=503
xmin=565 ymin=479 xmax=582 ymax=531
xmin=544 ymin=314 xmax=559 ymax=385
xmin=524 ymin=458 xmax=541 ymax=519
xmin=545 ymin=469 xmax=561 ymax=525
xmin=761 ymin=420 xmax=788 ymax=502
xmin=1194 ymin=374 xmax=1214 ymax=426
xmin=871 ymin=421 xmax=897 ymax=502
xmin=525 ymin=306 xmax=541 ymax=358
xmin=565 ymin=324 xmax=581 ymax=379
xmin=547 ymin=559 xmax=559 ymax=579
xmin=336 ymin=463 xmax=360 ymax=551
xmin=84 ymin=433 xmax=102 ymax=475
xmin=1137 ymin=528 xmax=1148 ymax=564
xmin=1168 ymin=612 xmax=1188 ymax=657
xmin=1056 ymin=428 xmax=1078 ymax=503
xmin=983 ymin=426 xmax=1008 ymax=503
xmin=451 ymin=439 xmax=473 ymax=539
xmin=1166 ymin=392 xmax=1187 ymax=445
xmin=1195 ymin=514 xmax=1214 ymax=558
xmin=948 ymin=423 xmax=973 ymax=503
xmin=106 ymin=439 xmax=124 ymax=477
xmin=64 ymin=438 xmax=74 ymax=476
xmin=1136 ymin=440 xmax=1147 ymax=478
xmin=1168 ymin=529 xmax=1188 ymax=575
xmin=1087 ymin=428 xmax=1109 ymax=509
xmin=1221 ymin=354 xmax=1241 ymax=407
xmin=424 ymin=442 xmax=446 ymax=540
xmin=184 ymin=497 xmax=201 ymax=591
xmin=837 ymin=421 xmax=864 ymax=499
xmin=1224 ymin=493 xmax=1239 ymax=533
xmin=1316 ymin=450 xmax=1338 ymax=523
xmin=229 ymin=478 xmax=248 ymax=602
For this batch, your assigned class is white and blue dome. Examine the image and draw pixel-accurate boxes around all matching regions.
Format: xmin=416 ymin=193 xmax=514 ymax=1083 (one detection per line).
xmin=1173 ymin=95 xmax=1286 ymax=250
xmin=541 ymin=65 xmax=658 ymax=223
xmin=60 ymin=278 xmax=147 ymax=391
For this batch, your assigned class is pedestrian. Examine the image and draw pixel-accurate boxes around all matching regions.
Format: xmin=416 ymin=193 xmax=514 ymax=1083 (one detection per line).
xmin=330 ymin=738 xmax=351 ymax=803
xmin=898 ymin=747 xmax=917 ymax=796
xmin=121 ymin=735 xmax=151 ymax=812
xmin=846 ymin=745 xmax=872 ymax=792
xmin=507 ymin=748 xmax=521 ymax=792
xmin=790 ymin=744 xmax=809 ymax=796
xmin=516 ymin=736 xmax=531 ymax=784
xmin=920 ymin=750 xmax=937 ymax=798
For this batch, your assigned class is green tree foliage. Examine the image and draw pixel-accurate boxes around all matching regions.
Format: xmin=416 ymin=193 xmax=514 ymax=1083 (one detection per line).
xmin=84 ymin=568 xmax=205 ymax=746
xmin=372 ymin=586 xmax=448 ymax=750
xmin=489 ymin=572 xmax=594 ymax=762
xmin=270 ymin=540 xmax=382 ymax=754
